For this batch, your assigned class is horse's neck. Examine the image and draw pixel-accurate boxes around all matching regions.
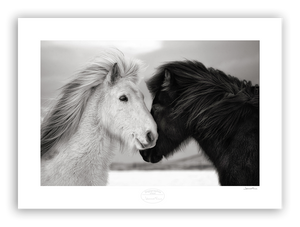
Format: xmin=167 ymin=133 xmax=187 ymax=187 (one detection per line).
xmin=41 ymin=90 xmax=117 ymax=186
xmin=194 ymin=114 xmax=258 ymax=169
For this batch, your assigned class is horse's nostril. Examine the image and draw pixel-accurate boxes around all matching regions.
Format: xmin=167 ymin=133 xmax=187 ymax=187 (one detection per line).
xmin=146 ymin=131 xmax=154 ymax=143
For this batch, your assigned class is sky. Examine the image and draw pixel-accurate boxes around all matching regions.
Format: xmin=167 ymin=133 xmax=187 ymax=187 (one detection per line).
xmin=41 ymin=40 xmax=259 ymax=163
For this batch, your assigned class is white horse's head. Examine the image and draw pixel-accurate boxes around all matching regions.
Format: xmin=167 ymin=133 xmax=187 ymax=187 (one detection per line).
xmin=100 ymin=63 xmax=158 ymax=150
xmin=41 ymin=49 xmax=158 ymax=157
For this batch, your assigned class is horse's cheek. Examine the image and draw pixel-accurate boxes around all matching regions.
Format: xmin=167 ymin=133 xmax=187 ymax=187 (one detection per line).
xmin=163 ymin=123 xmax=178 ymax=139
xmin=114 ymin=106 xmax=132 ymax=129
xmin=160 ymin=119 xmax=168 ymax=133
xmin=108 ymin=101 xmax=121 ymax=118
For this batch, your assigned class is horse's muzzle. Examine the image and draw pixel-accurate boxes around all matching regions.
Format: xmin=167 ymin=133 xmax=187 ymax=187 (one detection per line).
xmin=139 ymin=150 xmax=163 ymax=163
xmin=135 ymin=130 xmax=158 ymax=150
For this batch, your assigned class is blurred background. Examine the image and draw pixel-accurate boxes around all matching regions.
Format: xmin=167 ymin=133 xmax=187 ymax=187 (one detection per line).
xmin=41 ymin=40 xmax=259 ymax=185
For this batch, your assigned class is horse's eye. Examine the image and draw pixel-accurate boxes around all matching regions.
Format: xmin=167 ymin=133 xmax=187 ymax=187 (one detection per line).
xmin=119 ymin=95 xmax=128 ymax=102
xmin=152 ymin=104 xmax=161 ymax=112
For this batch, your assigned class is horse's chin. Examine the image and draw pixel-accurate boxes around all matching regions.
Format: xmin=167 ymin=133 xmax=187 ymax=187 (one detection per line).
xmin=139 ymin=150 xmax=163 ymax=163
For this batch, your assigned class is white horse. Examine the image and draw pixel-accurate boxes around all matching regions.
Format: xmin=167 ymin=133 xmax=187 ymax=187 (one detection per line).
xmin=41 ymin=50 xmax=158 ymax=186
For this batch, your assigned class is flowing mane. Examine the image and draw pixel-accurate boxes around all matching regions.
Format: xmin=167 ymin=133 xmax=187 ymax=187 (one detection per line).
xmin=41 ymin=49 xmax=145 ymax=157
xmin=147 ymin=60 xmax=259 ymax=140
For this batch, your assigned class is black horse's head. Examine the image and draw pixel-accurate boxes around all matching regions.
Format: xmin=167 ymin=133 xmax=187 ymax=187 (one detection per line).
xmin=139 ymin=68 xmax=192 ymax=163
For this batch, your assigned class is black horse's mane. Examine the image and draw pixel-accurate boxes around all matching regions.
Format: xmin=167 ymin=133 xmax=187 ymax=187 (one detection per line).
xmin=147 ymin=60 xmax=259 ymax=140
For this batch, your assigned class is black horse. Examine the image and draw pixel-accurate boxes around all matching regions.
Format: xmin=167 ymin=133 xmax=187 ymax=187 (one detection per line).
xmin=140 ymin=60 xmax=259 ymax=186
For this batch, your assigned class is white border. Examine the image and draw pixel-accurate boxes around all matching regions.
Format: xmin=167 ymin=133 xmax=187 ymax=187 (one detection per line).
xmin=18 ymin=18 xmax=282 ymax=209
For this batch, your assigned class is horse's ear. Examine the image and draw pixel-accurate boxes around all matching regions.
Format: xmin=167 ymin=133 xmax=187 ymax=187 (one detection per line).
xmin=106 ymin=63 xmax=121 ymax=85
xmin=161 ymin=70 xmax=171 ymax=91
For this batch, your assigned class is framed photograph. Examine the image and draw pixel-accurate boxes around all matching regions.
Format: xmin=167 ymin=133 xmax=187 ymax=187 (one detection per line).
xmin=2 ymin=4 xmax=292 ymax=223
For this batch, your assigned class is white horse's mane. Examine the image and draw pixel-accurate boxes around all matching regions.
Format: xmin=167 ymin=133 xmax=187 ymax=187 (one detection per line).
xmin=41 ymin=49 xmax=145 ymax=157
